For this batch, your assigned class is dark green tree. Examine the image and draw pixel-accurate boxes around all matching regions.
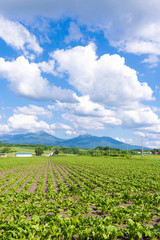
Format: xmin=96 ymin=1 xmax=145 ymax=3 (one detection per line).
xmin=35 ymin=147 xmax=44 ymax=156
xmin=54 ymin=149 xmax=59 ymax=155
xmin=2 ymin=147 xmax=11 ymax=153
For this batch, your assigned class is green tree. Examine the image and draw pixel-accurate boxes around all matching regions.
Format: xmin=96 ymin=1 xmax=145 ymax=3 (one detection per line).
xmin=35 ymin=147 xmax=44 ymax=156
xmin=54 ymin=149 xmax=59 ymax=155
xmin=2 ymin=147 xmax=11 ymax=153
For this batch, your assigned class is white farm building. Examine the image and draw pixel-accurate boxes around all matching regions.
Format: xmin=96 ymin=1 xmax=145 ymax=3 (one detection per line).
xmin=0 ymin=153 xmax=7 ymax=157
xmin=15 ymin=153 xmax=32 ymax=157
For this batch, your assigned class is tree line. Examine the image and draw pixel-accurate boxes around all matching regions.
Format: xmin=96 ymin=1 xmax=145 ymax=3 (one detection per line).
xmin=0 ymin=142 xmax=144 ymax=156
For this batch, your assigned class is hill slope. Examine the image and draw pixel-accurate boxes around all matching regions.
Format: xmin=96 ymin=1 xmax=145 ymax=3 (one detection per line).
xmin=58 ymin=134 xmax=148 ymax=150
xmin=0 ymin=132 xmax=149 ymax=150
xmin=0 ymin=132 xmax=63 ymax=145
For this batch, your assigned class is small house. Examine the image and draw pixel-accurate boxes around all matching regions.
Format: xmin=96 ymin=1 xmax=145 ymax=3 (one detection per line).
xmin=47 ymin=151 xmax=57 ymax=156
xmin=0 ymin=153 xmax=7 ymax=157
xmin=15 ymin=153 xmax=32 ymax=157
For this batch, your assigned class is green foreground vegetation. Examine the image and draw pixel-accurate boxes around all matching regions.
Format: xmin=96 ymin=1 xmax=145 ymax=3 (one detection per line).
xmin=0 ymin=155 xmax=160 ymax=239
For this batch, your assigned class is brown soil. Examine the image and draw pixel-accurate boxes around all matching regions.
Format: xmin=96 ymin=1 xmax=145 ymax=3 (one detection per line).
xmin=28 ymin=163 xmax=46 ymax=193
xmin=151 ymin=215 xmax=160 ymax=226
xmin=50 ymin=162 xmax=59 ymax=191
xmin=0 ymin=163 xmax=39 ymax=184
xmin=0 ymin=172 xmax=4 ymax=178
xmin=54 ymin=164 xmax=69 ymax=188
xmin=61 ymin=164 xmax=91 ymax=189
xmin=0 ymin=169 xmax=26 ymax=190
xmin=84 ymin=204 xmax=110 ymax=218
xmin=16 ymin=165 xmax=42 ymax=193
xmin=1 ymin=167 xmax=36 ymax=194
xmin=43 ymin=161 xmax=49 ymax=193
xmin=1 ymin=164 xmax=29 ymax=176
xmin=60 ymin=164 xmax=82 ymax=180
xmin=56 ymin=164 xmax=79 ymax=187
xmin=115 ymin=202 xmax=134 ymax=208
xmin=144 ymin=213 xmax=160 ymax=227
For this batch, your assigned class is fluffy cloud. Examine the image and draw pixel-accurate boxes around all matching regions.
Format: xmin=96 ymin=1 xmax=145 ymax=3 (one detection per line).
xmin=116 ymin=40 xmax=160 ymax=56
xmin=55 ymin=96 xmax=122 ymax=125
xmin=119 ymin=106 xmax=159 ymax=127
xmin=63 ymin=113 xmax=105 ymax=130
xmin=56 ymin=95 xmax=119 ymax=118
xmin=133 ymin=131 xmax=146 ymax=137
xmin=142 ymin=55 xmax=160 ymax=68
xmin=52 ymin=43 xmax=153 ymax=108
xmin=65 ymin=22 xmax=83 ymax=43
xmin=50 ymin=123 xmax=72 ymax=130
xmin=0 ymin=124 xmax=10 ymax=135
xmin=1 ymin=1 xmax=160 ymax=143
xmin=2 ymin=112 xmax=73 ymax=135
xmin=2 ymin=1 xmax=160 ymax=61
xmin=37 ymin=60 xmax=56 ymax=74
xmin=134 ymin=131 xmax=160 ymax=148
xmin=65 ymin=130 xmax=77 ymax=136
xmin=47 ymin=105 xmax=55 ymax=110
xmin=0 ymin=16 xmax=42 ymax=55
xmin=57 ymin=96 xmax=160 ymax=131
xmin=14 ymin=105 xmax=52 ymax=118
xmin=8 ymin=114 xmax=50 ymax=133
xmin=55 ymin=95 xmax=122 ymax=131
xmin=110 ymin=20 xmax=160 ymax=64
xmin=115 ymin=137 xmax=134 ymax=145
xmin=140 ymin=124 xmax=160 ymax=134
xmin=0 ymin=56 xmax=76 ymax=102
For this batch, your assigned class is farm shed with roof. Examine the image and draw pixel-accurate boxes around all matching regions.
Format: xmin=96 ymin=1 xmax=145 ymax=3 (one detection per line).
xmin=0 ymin=153 xmax=7 ymax=157
xmin=15 ymin=153 xmax=32 ymax=157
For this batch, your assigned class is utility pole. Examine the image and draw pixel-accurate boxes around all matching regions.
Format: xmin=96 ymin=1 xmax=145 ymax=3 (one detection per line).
xmin=127 ymin=144 xmax=128 ymax=157
xmin=109 ymin=143 xmax=110 ymax=156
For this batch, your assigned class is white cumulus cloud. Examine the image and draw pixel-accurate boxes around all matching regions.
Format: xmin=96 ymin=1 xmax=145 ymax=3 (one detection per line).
xmin=65 ymin=130 xmax=77 ymax=136
xmin=0 ymin=124 xmax=10 ymax=135
xmin=14 ymin=105 xmax=52 ymax=118
xmin=8 ymin=114 xmax=50 ymax=133
xmin=65 ymin=22 xmax=83 ymax=43
xmin=0 ymin=56 xmax=77 ymax=102
xmin=0 ymin=15 xmax=42 ymax=55
xmin=119 ymin=106 xmax=159 ymax=127
xmin=37 ymin=60 xmax=56 ymax=74
xmin=52 ymin=43 xmax=153 ymax=108
xmin=51 ymin=123 xmax=72 ymax=130
xmin=2 ymin=1 xmax=160 ymax=64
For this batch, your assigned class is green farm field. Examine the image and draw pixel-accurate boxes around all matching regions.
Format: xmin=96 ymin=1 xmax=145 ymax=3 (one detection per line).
xmin=0 ymin=155 xmax=160 ymax=239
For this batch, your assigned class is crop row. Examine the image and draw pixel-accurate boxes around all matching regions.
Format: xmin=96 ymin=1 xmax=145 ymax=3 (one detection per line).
xmin=0 ymin=156 xmax=159 ymax=239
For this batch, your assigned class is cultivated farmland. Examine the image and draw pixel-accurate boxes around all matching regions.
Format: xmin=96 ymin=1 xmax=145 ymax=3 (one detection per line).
xmin=0 ymin=156 xmax=160 ymax=239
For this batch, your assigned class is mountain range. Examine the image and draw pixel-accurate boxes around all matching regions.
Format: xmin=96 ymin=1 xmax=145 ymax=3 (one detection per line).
xmin=0 ymin=131 xmax=150 ymax=150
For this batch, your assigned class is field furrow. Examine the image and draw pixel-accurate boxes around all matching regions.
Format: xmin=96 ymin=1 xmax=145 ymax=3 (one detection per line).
xmin=1 ymin=167 xmax=37 ymax=194
xmin=56 ymin=164 xmax=79 ymax=186
xmin=61 ymin=164 xmax=97 ymax=190
xmin=57 ymin=163 xmax=88 ymax=191
xmin=54 ymin=163 xmax=70 ymax=188
xmin=28 ymin=163 xmax=46 ymax=193
xmin=0 ymin=163 xmax=29 ymax=176
xmin=0 ymin=156 xmax=159 ymax=240
xmin=50 ymin=161 xmax=59 ymax=191
xmin=0 ymin=170 xmax=24 ymax=189
xmin=16 ymin=164 xmax=42 ymax=193
xmin=0 ymin=166 xmax=35 ymax=192
xmin=43 ymin=161 xmax=49 ymax=193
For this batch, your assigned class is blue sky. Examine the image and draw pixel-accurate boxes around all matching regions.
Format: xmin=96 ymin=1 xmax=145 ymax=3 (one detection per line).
xmin=1 ymin=0 xmax=160 ymax=148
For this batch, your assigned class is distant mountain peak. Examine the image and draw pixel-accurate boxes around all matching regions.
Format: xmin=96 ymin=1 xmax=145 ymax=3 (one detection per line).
xmin=79 ymin=134 xmax=92 ymax=138
xmin=0 ymin=132 xmax=150 ymax=150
